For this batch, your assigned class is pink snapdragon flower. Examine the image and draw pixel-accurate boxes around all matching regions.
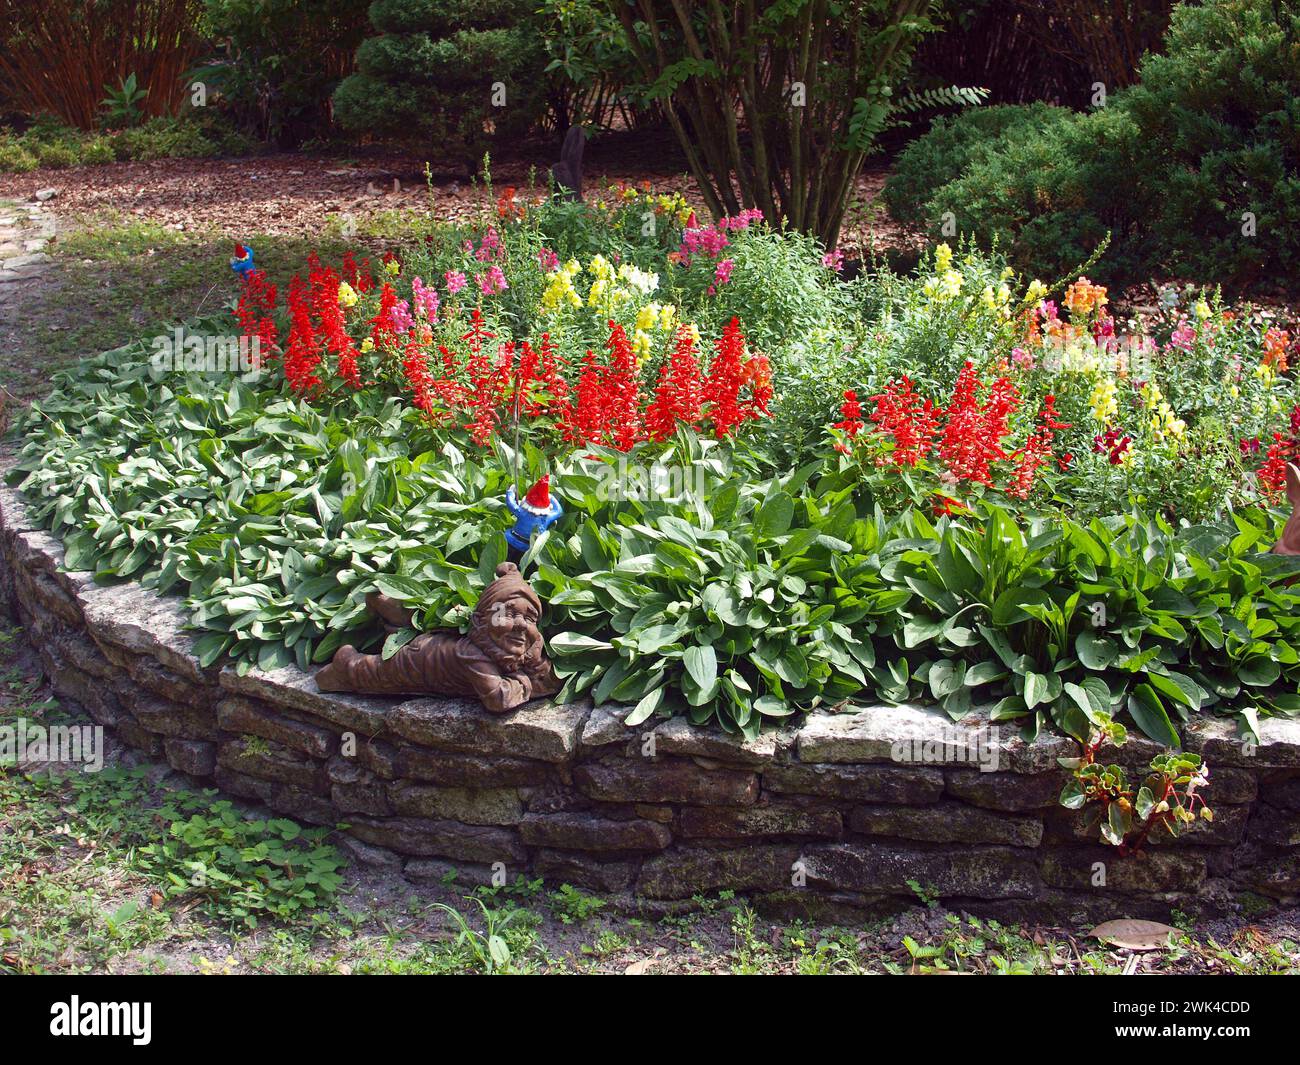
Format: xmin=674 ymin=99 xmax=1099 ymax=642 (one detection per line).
xmin=718 ymin=209 xmax=764 ymax=231
xmin=475 ymin=227 xmax=503 ymax=262
xmin=411 ymin=276 xmax=440 ymax=322
xmin=679 ymin=225 xmax=729 ymax=266
xmin=389 ymin=298 xmax=414 ymax=335
xmin=477 ymin=264 xmax=508 ymax=295
xmin=707 ymin=258 xmax=735 ymax=295
xmin=1168 ymin=319 xmax=1196 ymax=352
xmin=445 ymin=270 xmax=467 ymax=296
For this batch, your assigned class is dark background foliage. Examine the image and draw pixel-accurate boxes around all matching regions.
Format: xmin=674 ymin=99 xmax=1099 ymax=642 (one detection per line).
xmin=886 ymin=0 xmax=1300 ymax=292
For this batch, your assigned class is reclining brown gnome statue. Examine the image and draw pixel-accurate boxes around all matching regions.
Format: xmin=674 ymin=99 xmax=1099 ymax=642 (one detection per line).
xmin=314 ymin=562 xmax=561 ymax=714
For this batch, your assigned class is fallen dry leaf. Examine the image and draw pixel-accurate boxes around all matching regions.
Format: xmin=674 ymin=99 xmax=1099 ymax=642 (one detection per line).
xmin=1090 ymin=919 xmax=1178 ymax=951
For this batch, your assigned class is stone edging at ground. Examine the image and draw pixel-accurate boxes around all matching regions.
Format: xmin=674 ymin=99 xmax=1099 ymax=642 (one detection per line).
xmin=4 ymin=477 xmax=1300 ymax=920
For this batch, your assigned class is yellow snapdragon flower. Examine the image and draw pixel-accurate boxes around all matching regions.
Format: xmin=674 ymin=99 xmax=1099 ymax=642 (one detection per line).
xmin=540 ymin=259 xmax=582 ymax=313
xmin=924 ymin=269 xmax=964 ymax=303
xmin=1090 ymin=378 xmax=1118 ymax=423
xmin=337 ymin=282 xmax=358 ymax=308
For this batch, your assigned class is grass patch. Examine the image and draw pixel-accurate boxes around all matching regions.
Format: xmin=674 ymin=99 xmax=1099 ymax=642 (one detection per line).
xmin=0 ymin=216 xmax=354 ymax=405
xmin=0 ymin=767 xmax=350 ymax=972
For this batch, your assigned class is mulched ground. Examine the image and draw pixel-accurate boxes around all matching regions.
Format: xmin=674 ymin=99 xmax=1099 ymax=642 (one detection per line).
xmin=0 ymin=129 xmax=920 ymax=255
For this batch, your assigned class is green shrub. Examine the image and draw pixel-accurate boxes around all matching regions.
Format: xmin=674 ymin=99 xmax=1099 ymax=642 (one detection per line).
xmin=883 ymin=103 xmax=1073 ymax=227
xmin=0 ymin=114 xmax=250 ymax=170
xmin=197 ymin=0 xmax=371 ymax=147
xmin=927 ymin=105 xmax=1155 ymax=286
xmin=79 ymin=136 xmax=117 ymax=165
xmin=537 ymin=0 xmax=648 ymax=131
xmin=31 ymin=139 xmax=79 ymax=168
xmin=0 ymin=139 xmax=38 ymax=172
xmin=111 ymin=116 xmax=220 ymax=161
xmin=333 ymin=0 xmax=547 ymax=172
xmin=885 ymin=0 xmax=1300 ymax=292
xmin=1119 ymin=0 xmax=1300 ymax=289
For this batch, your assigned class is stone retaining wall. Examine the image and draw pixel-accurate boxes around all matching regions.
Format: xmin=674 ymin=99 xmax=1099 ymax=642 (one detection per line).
xmin=4 ymin=480 xmax=1300 ymax=919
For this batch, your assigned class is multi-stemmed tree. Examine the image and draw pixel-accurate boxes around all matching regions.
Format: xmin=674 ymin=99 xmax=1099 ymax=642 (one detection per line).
xmin=606 ymin=0 xmax=951 ymax=246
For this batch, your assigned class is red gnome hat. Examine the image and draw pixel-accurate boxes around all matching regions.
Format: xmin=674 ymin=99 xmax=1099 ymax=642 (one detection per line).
xmin=234 ymin=243 xmax=247 ymax=258
xmin=524 ymin=476 xmax=551 ymax=511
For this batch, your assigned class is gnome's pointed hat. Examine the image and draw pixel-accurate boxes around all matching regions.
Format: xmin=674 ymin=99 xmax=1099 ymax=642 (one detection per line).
xmin=518 ymin=476 xmax=554 ymax=515
xmin=525 ymin=476 xmax=550 ymax=509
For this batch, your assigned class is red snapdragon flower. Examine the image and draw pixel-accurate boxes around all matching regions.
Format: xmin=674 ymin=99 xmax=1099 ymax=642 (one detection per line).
xmin=1007 ymin=395 xmax=1070 ymax=499
xmin=869 ymin=376 xmax=940 ymax=467
xmin=283 ymin=276 xmax=322 ymax=394
xmin=645 ymin=327 xmax=705 ymax=440
xmin=1093 ymin=426 xmax=1132 ymax=466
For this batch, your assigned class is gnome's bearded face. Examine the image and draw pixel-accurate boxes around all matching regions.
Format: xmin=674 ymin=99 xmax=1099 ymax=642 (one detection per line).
xmin=470 ymin=563 xmax=544 ymax=667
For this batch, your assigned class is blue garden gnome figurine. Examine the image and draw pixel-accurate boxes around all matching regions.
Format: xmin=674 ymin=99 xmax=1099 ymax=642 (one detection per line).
xmin=230 ymin=242 xmax=255 ymax=277
xmin=505 ymin=476 xmax=562 ymax=552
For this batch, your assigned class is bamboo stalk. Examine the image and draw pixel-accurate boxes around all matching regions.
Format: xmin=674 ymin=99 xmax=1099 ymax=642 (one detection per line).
xmin=0 ymin=1 xmax=202 ymax=129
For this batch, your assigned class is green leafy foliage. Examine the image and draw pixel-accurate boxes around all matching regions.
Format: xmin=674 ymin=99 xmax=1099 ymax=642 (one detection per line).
xmin=852 ymin=500 xmax=1300 ymax=744
xmin=54 ymin=768 xmax=346 ymax=928
xmin=16 ymin=329 xmax=1300 ymax=743
xmin=530 ymin=438 xmax=893 ymax=737
xmin=99 ymin=72 xmax=148 ymax=129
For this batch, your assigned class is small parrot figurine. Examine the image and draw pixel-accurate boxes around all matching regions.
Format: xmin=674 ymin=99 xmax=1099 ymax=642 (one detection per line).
xmin=505 ymin=476 xmax=563 ymax=553
xmin=230 ymin=242 xmax=255 ymax=278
